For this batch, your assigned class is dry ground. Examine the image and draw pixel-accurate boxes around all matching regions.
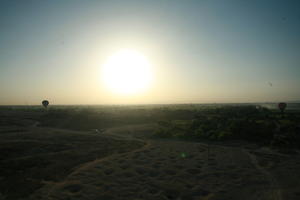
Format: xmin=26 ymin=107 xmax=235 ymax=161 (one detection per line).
xmin=1 ymin=109 xmax=300 ymax=200
xmin=30 ymin=124 xmax=300 ymax=200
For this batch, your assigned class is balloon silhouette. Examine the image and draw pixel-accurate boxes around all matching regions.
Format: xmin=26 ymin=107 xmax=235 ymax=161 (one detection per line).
xmin=42 ymin=100 xmax=49 ymax=109
xmin=278 ymin=102 xmax=287 ymax=118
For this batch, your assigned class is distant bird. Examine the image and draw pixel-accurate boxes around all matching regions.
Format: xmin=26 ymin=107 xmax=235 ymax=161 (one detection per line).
xmin=42 ymin=100 xmax=49 ymax=109
xmin=268 ymin=82 xmax=273 ymax=87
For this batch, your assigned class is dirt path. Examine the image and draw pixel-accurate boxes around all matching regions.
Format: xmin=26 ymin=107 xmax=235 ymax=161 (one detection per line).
xmin=243 ymin=150 xmax=282 ymax=200
xmin=30 ymin=124 xmax=288 ymax=200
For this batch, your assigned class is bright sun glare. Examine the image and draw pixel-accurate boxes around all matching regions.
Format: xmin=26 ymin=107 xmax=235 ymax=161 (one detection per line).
xmin=102 ymin=49 xmax=153 ymax=94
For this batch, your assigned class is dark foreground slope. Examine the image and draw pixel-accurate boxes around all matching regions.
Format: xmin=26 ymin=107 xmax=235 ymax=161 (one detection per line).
xmin=0 ymin=109 xmax=144 ymax=200
xmin=32 ymin=124 xmax=300 ymax=200
xmin=1 ymin=105 xmax=300 ymax=200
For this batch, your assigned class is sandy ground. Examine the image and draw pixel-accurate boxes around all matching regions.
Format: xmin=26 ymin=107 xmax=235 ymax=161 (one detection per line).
xmin=26 ymin=124 xmax=300 ymax=200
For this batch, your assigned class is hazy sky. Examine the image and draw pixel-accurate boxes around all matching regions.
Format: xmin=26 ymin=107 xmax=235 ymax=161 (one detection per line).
xmin=0 ymin=0 xmax=299 ymax=105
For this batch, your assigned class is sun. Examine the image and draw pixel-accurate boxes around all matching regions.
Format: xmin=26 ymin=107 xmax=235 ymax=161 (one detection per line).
xmin=102 ymin=49 xmax=153 ymax=94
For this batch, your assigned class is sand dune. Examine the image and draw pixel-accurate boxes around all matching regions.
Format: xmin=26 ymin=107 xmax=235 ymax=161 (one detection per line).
xmin=28 ymin=124 xmax=300 ymax=200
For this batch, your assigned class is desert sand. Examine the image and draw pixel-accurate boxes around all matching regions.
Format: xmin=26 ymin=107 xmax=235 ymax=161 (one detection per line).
xmin=26 ymin=124 xmax=300 ymax=200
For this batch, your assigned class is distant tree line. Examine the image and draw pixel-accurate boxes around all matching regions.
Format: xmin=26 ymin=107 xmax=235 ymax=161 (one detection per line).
xmin=155 ymin=106 xmax=300 ymax=150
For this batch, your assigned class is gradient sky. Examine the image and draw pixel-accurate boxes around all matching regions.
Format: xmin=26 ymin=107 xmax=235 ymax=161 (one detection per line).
xmin=0 ymin=0 xmax=299 ymax=105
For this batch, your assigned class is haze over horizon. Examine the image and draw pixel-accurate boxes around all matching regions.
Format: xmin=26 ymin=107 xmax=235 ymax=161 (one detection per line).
xmin=1 ymin=0 xmax=299 ymax=105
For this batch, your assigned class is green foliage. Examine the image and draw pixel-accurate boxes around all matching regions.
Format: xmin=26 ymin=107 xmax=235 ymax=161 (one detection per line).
xmin=38 ymin=106 xmax=198 ymax=131
xmin=154 ymin=105 xmax=300 ymax=148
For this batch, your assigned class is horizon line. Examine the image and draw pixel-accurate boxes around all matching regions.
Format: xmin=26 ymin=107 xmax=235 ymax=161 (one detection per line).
xmin=1 ymin=101 xmax=300 ymax=107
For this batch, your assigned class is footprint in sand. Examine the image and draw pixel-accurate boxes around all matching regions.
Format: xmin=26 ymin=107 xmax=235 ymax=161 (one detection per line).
xmin=164 ymin=169 xmax=177 ymax=176
xmin=95 ymin=165 xmax=103 ymax=169
xmin=147 ymin=187 xmax=160 ymax=195
xmin=186 ymin=168 xmax=201 ymax=174
xmin=196 ymin=164 xmax=202 ymax=169
xmin=294 ymin=191 xmax=300 ymax=197
xmin=134 ymin=160 xmax=147 ymax=165
xmin=101 ymin=161 xmax=111 ymax=165
xmin=120 ymin=164 xmax=130 ymax=170
xmin=174 ymin=164 xmax=184 ymax=169
xmin=104 ymin=168 xmax=114 ymax=175
xmin=118 ymin=159 xmax=126 ymax=164
xmin=63 ymin=183 xmax=82 ymax=193
xmin=185 ymin=183 xmax=195 ymax=189
xmin=135 ymin=167 xmax=147 ymax=175
xmin=151 ymin=163 xmax=161 ymax=169
xmin=181 ymin=188 xmax=210 ymax=199
xmin=147 ymin=169 xmax=159 ymax=177
xmin=120 ymin=171 xmax=135 ymax=178
xmin=208 ymin=161 xmax=217 ymax=166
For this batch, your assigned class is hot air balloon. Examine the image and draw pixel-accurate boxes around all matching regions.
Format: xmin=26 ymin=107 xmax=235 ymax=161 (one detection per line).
xmin=278 ymin=102 xmax=287 ymax=118
xmin=42 ymin=100 xmax=49 ymax=109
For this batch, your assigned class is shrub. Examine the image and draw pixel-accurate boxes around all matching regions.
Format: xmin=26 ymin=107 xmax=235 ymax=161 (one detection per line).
xmin=154 ymin=105 xmax=300 ymax=149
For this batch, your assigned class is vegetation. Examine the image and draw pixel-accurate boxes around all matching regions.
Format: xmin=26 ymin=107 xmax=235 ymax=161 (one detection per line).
xmin=37 ymin=105 xmax=196 ymax=130
xmin=154 ymin=105 xmax=300 ymax=149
